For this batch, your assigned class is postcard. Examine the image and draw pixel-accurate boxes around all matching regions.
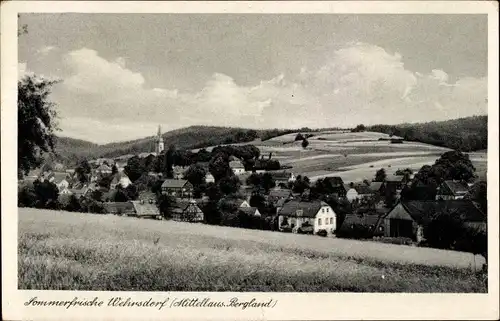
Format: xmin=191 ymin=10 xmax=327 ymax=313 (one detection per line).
xmin=2 ymin=1 xmax=499 ymax=320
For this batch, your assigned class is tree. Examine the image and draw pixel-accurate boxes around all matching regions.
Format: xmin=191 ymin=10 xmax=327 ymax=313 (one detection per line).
xmin=218 ymin=175 xmax=241 ymax=195
xmin=64 ymin=195 xmax=82 ymax=212
xmin=292 ymin=175 xmax=310 ymax=194
xmin=209 ymin=154 xmax=232 ymax=182
xmin=75 ymin=159 xmax=91 ymax=184
xmin=351 ymin=124 xmax=366 ymax=132
xmin=374 ymin=168 xmax=387 ymax=182
xmin=112 ymin=187 xmax=129 ymax=202
xmin=18 ymin=185 xmax=37 ymax=207
xmin=163 ymin=145 xmax=176 ymax=178
xmin=157 ymin=194 xmax=176 ymax=219
xmin=18 ymin=74 xmax=60 ymax=178
xmin=184 ymin=164 xmax=207 ymax=187
xmin=112 ymin=164 xmax=118 ymax=175
xmin=249 ymin=192 xmax=267 ymax=210
xmin=301 ymin=138 xmax=309 ymax=149
xmin=33 ymin=180 xmax=59 ymax=209
xmin=295 ymin=133 xmax=305 ymax=141
xmin=124 ymin=156 xmax=144 ymax=182
xmin=424 ymin=210 xmax=466 ymax=250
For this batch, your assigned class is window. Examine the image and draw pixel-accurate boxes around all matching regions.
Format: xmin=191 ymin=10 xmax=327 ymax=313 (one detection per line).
xmin=318 ymin=218 xmax=322 ymax=225
xmin=322 ymin=208 xmax=325 ymax=213
xmin=330 ymin=217 xmax=333 ymax=224
xmin=326 ymin=208 xmax=329 ymax=212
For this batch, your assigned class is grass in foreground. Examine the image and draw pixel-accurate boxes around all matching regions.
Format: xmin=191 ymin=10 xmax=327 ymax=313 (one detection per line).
xmin=18 ymin=209 xmax=487 ymax=292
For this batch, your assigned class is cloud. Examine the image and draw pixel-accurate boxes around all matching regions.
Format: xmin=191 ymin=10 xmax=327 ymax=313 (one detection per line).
xmin=49 ymin=45 xmax=487 ymax=143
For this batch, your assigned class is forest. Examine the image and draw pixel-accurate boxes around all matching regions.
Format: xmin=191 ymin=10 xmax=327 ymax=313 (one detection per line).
xmin=367 ymin=116 xmax=487 ymax=152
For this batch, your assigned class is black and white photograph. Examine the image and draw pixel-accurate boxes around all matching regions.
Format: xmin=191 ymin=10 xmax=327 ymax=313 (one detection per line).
xmin=2 ymin=1 xmax=499 ymax=320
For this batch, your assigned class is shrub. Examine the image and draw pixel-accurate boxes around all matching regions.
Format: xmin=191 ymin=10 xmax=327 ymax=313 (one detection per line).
xmin=316 ymin=229 xmax=328 ymax=237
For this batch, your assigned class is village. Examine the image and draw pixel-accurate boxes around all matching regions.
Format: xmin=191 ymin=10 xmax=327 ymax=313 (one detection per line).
xmin=18 ymin=125 xmax=487 ymax=251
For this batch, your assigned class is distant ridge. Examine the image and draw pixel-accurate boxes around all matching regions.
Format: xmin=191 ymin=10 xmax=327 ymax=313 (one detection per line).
xmin=52 ymin=116 xmax=487 ymax=166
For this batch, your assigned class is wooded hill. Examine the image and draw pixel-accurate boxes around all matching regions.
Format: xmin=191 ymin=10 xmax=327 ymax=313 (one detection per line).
xmin=53 ymin=126 xmax=297 ymax=166
xmin=52 ymin=116 xmax=487 ymax=166
xmin=368 ymin=116 xmax=487 ymax=152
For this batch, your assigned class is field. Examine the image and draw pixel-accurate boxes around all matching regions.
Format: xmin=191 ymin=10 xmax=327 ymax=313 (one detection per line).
xmin=19 ymin=208 xmax=487 ymax=292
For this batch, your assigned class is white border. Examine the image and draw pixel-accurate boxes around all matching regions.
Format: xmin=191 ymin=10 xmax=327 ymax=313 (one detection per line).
xmin=2 ymin=2 xmax=499 ymax=320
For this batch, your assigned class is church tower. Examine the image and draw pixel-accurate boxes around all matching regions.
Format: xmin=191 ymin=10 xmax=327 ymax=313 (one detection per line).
xmin=156 ymin=125 xmax=164 ymax=154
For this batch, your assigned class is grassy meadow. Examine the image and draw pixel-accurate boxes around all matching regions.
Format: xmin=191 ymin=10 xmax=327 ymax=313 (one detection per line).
xmin=19 ymin=208 xmax=487 ymax=292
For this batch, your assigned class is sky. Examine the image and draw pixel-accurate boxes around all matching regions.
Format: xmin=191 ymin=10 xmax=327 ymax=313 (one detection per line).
xmin=18 ymin=14 xmax=488 ymax=144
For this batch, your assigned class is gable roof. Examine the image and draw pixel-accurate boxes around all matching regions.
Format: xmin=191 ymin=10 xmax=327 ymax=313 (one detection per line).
xmin=102 ymin=202 xmax=136 ymax=214
xmin=96 ymin=164 xmax=112 ymax=172
xmin=397 ymin=200 xmax=485 ymax=224
xmin=110 ymin=172 xmax=130 ymax=184
xmin=138 ymin=190 xmax=156 ymax=201
xmin=238 ymin=207 xmax=260 ymax=216
xmin=326 ymin=176 xmax=344 ymax=186
xmin=354 ymin=185 xmax=373 ymax=195
xmin=52 ymin=172 xmax=70 ymax=184
xmin=368 ymin=182 xmax=383 ymax=192
xmin=172 ymin=199 xmax=202 ymax=214
xmin=386 ymin=175 xmax=405 ymax=182
xmin=223 ymin=198 xmax=248 ymax=208
xmin=229 ymin=160 xmax=244 ymax=169
xmin=268 ymin=171 xmax=293 ymax=180
xmin=340 ymin=213 xmax=386 ymax=230
xmin=131 ymin=200 xmax=159 ymax=215
xmin=268 ymin=188 xmax=293 ymax=199
xmin=161 ymin=179 xmax=190 ymax=189
xmin=439 ymin=180 xmax=469 ymax=196
xmin=279 ymin=200 xmax=330 ymax=218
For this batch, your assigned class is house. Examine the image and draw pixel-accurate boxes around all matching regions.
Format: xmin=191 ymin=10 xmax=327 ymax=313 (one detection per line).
xmin=436 ymin=180 xmax=470 ymax=200
xmin=268 ymin=171 xmax=296 ymax=185
xmin=161 ymin=179 xmax=193 ymax=198
xmin=138 ymin=190 xmax=157 ymax=202
xmin=338 ymin=211 xmax=387 ymax=237
xmin=69 ymin=186 xmax=89 ymax=199
xmin=110 ymin=172 xmax=132 ymax=189
xmin=173 ymin=166 xmax=188 ymax=180
xmin=96 ymin=164 xmax=112 ymax=175
xmin=238 ymin=206 xmax=261 ymax=217
xmin=171 ymin=199 xmax=204 ymax=222
xmin=115 ymin=161 xmax=127 ymax=173
xmin=368 ymin=182 xmax=384 ymax=195
xmin=102 ymin=202 xmax=136 ymax=215
xmin=268 ymin=188 xmax=293 ymax=205
xmin=223 ymin=198 xmax=251 ymax=208
xmin=384 ymin=175 xmax=406 ymax=190
xmin=205 ymin=173 xmax=215 ymax=184
xmin=131 ymin=199 xmax=161 ymax=219
xmin=346 ymin=185 xmax=374 ymax=202
xmin=278 ymin=200 xmax=336 ymax=235
xmin=59 ymin=187 xmax=73 ymax=196
xmin=383 ymin=200 xmax=486 ymax=242
xmin=138 ymin=152 xmax=157 ymax=158
xmin=229 ymin=160 xmax=246 ymax=175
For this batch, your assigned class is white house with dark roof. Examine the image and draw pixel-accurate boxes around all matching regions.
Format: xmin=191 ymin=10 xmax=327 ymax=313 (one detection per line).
xmin=229 ymin=160 xmax=246 ymax=175
xmin=278 ymin=200 xmax=336 ymax=235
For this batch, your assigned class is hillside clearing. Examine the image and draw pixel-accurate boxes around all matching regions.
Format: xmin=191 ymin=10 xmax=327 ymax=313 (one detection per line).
xmin=19 ymin=208 xmax=486 ymax=292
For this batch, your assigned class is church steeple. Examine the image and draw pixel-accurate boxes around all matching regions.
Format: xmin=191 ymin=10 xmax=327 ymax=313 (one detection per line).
xmin=156 ymin=125 xmax=164 ymax=154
